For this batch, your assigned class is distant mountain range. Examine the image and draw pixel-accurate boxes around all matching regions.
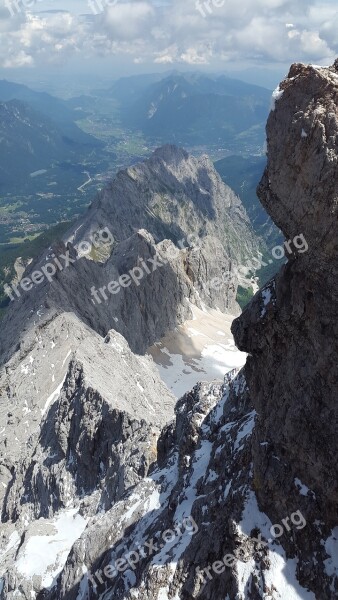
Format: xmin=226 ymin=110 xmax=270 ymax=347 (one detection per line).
xmin=0 ymin=73 xmax=271 ymax=194
xmin=100 ymin=72 xmax=272 ymax=150
xmin=0 ymin=81 xmax=103 ymax=190
xmin=97 ymin=72 xmax=167 ymax=104
xmin=0 ymin=79 xmax=96 ymax=144
xmin=0 ymin=100 xmax=96 ymax=187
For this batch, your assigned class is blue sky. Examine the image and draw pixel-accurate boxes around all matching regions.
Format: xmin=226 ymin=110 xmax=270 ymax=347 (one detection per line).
xmin=0 ymin=0 xmax=337 ymax=89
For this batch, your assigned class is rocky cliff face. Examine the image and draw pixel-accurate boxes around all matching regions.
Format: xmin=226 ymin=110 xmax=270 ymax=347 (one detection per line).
xmin=0 ymin=312 xmax=176 ymax=597
xmin=232 ymin=60 xmax=338 ymax=597
xmin=69 ymin=145 xmax=257 ymax=265
xmin=27 ymin=61 xmax=338 ymax=600
xmin=67 ymin=144 xmax=259 ymax=313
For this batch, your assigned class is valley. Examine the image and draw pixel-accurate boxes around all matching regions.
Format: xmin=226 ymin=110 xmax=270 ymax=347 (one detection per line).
xmin=0 ymin=71 xmax=273 ymax=320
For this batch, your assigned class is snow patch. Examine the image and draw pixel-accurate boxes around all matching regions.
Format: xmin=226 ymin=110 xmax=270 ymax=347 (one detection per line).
xmin=41 ymin=376 xmax=66 ymax=416
xmin=271 ymin=86 xmax=284 ymax=111
xmin=238 ymin=491 xmax=315 ymax=599
xmin=236 ymin=557 xmax=256 ymax=598
xmin=16 ymin=509 xmax=88 ymax=589
xmin=234 ymin=411 xmax=256 ymax=452
xmin=310 ymin=64 xmax=330 ymax=69
xmin=62 ymin=349 xmax=72 ymax=367
xmin=324 ymin=527 xmax=338 ymax=577
xmin=294 ymin=477 xmax=311 ymax=497
xmin=0 ymin=530 xmax=20 ymax=563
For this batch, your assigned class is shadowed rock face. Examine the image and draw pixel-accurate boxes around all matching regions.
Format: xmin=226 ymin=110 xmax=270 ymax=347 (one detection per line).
xmin=233 ymin=61 xmax=338 ymax=594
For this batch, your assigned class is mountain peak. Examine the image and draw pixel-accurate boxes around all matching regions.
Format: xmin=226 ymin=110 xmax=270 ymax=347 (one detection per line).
xmin=151 ymin=143 xmax=189 ymax=163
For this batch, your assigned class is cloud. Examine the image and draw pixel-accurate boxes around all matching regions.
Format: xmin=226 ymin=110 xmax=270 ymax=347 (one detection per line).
xmin=0 ymin=7 xmax=87 ymax=67
xmin=3 ymin=49 xmax=33 ymax=68
xmin=102 ymin=2 xmax=155 ymax=40
xmin=0 ymin=0 xmax=337 ymax=70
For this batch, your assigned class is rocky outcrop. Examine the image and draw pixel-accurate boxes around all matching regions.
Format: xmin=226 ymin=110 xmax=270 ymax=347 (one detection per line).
xmin=41 ymin=370 xmax=256 ymax=600
xmin=66 ymin=144 xmax=259 ymax=314
xmin=69 ymin=145 xmax=258 ymax=267
xmin=0 ymin=231 xmax=198 ymax=363
xmin=231 ymin=61 xmax=338 ymax=597
xmin=2 ymin=315 xmax=174 ymax=523
xmin=0 ymin=313 xmax=175 ymax=598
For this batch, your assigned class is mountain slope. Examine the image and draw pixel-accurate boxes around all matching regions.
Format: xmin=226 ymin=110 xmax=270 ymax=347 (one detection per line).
xmin=68 ymin=143 xmax=259 ymax=262
xmin=0 ymin=145 xmax=259 ymax=364
xmin=0 ymin=96 xmax=102 ymax=193
xmin=0 ymin=100 xmax=89 ymax=187
xmin=0 ymin=144 xmax=261 ymax=598
xmin=17 ymin=60 xmax=338 ymax=600
xmin=97 ymin=72 xmax=169 ymax=104
xmin=0 ymin=79 xmax=94 ymax=144
xmin=215 ymin=155 xmax=283 ymax=247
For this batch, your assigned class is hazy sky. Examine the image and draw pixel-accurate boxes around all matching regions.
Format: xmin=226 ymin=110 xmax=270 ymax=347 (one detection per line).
xmin=0 ymin=0 xmax=337 ymax=89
